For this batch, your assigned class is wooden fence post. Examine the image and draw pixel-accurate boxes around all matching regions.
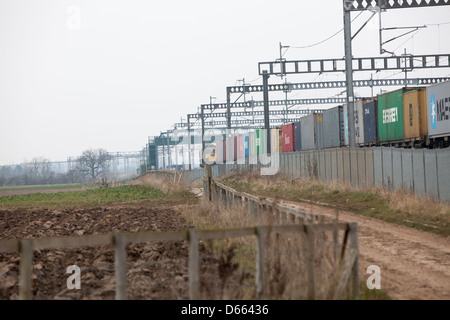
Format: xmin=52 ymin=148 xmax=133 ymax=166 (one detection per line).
xmin=19 ymin=239 xmax=33 ymax=300
xmin=349 ymin=223 xmax=359 ymax=299
xmin=188 ymin=229 xmax=200 ymax=300
xmin=114 ymin=233 xmax=127 ymax=300
xmin=255 ymin=227 xmax=265 ymax=298
xmin=304 ymin=225 xmax=316 ymax=300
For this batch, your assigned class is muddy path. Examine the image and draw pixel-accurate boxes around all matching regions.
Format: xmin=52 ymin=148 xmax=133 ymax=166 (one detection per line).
xmin=277 ymin=198 xmax=450 ymax=300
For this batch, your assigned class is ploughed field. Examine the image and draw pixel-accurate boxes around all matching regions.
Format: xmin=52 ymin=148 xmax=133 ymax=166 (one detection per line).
xmin=0 ymin=185 xmax=237 ymax=300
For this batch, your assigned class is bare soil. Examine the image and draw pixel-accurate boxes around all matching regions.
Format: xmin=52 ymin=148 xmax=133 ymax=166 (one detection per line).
xmin=277 ymin=198 xmax=450 ymax=300
xmin=0 ymin=188 xmax=86 ymax=197
xmin=0 ymin=202 xmax=247 ymax=300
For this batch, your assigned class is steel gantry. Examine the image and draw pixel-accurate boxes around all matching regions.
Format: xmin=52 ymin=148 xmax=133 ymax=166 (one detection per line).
xmin=252 ymin=1 xmax=450 ymax=148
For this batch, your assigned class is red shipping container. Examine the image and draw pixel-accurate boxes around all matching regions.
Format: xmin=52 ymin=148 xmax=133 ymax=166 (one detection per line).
xmin=233 ymin=136 xmax=238 ymax=161
xmin=282 ymin=123 xmax=296 ymax=152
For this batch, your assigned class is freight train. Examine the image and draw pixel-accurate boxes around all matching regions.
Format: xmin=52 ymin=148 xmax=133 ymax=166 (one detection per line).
xmin=212 ymin=79 xmax=450 ymax=164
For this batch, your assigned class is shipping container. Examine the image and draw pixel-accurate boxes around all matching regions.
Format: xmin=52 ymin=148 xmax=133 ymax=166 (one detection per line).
xmin=243 ymin=134 xmax=250 ymax=157
xmin=216 ymin=139 xmax=224 ymax=163
xmin=255 ymin=129 xmax=266 ymax=154
xmin=250 ymin=132 xmax=256 ymax=156
xmin=238 ymin=135 xmax=244 ymax=159
xmin=363 ymin=100 xmax=378 ymax=145
xmin=233 ymin=136 xmax=238 ymax=161
xmin=354 ymin=99 xmax=366 ymax=145
xmin=226 ymin=136 xmax=234 ymax=162
xmin=403 ymin=88 xmax=428 ymax=141
xmin=300 ymin=113 xmax=324 ymax=150
xmin=427 ymin=80 xmax=450 ymax=140
xmin=322 ymin=106 xmax=344 ymax=148
xmin=294 ymin=121 xmax=302 ymax=151
xmin=377 ymin=87 xmax=420 ymax=143
xmin=270 ymin=128 xmax=280 ymax=153
xmin=281 ymin=123 xmax=295 ymax=152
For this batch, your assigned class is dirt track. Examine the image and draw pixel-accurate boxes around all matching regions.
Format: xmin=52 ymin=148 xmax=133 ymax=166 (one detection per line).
xmin=278 ymin=198 xmax=450 ymax=300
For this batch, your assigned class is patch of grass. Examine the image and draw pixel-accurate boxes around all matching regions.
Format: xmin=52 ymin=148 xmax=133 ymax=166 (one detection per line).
xmin=0 ymin=185 xmax=172 ymax=208
xmin=0 ymin=183 xmax=85 ymax=191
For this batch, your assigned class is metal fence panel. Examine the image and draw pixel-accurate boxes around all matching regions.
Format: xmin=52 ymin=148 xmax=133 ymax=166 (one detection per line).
xmin=412 ymin=149 xmax=426 ymax=195
xmin=365 ymin=148 xmax=374 ymax=187
xmin=350 ymin=148 xmax=358 ymax=187
xmin=424 ymin=150 xmax=439 ymax=200
xmin=392 ymin=148 xmax=403 ymax=191
xmin=401 ymin=149 xmax=414 ymax=191
xmin=437 ymin=148 xmax=450 ymax=202
xmin=356 ymin=148 xmax=366 ymax=188
xmin=373 ymin=147 xmax=383 ymax=187
xmin=343 ymin=148 xmax=351 ymax=183
xmin=382 ymin=147 xmax=393 ymax=189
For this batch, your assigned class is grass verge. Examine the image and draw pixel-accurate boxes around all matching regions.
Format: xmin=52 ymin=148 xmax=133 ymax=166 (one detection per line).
xmin=218 ymin=172 xmax=449 ymax=237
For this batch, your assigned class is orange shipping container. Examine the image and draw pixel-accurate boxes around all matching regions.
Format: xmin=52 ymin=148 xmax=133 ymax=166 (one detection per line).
xmin=403 ymin=88 xmax=428 ymax=141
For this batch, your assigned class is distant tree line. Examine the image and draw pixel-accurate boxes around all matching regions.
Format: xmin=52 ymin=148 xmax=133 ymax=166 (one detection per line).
xmin=0 ymin=148 xmax=112 ymax=186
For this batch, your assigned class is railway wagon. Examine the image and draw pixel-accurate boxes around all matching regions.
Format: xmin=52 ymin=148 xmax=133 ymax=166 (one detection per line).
xmin=427 ymin=80 xmax=450 ymax=147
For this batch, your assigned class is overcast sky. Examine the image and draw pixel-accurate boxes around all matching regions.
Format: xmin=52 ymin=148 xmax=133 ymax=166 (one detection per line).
xmin=1 ymin=0 xmax=449 ymax=166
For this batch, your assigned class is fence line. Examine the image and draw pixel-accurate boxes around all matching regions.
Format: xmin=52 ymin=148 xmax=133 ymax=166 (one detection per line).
xmin=0 ymin=222 xmax=357 ymax=300
xmin=203 ymin=168 xmax=359 ymax=299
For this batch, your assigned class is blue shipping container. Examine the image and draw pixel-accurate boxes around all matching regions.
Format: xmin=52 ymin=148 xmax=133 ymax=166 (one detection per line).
xmin=294 ymin=121 xmax=302 ymax=151
xmin=363 ymin=100 xmax=378 ymax=145
xmin=244 ymin=134 xmax=250 ymax=157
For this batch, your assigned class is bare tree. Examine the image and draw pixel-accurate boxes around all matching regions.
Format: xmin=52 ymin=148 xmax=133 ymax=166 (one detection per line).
xmin=24 ymin=157 xmax=51 ymax=185
xmin=76 ymin=148 xmax=111 ymax=181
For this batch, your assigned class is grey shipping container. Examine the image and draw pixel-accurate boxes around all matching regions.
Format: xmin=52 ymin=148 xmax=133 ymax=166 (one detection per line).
xmin=294 ymin=121 xmax=302 ymax=151
xmin=363 ymin=99 xmax=378 ymax=145
xmin=427 ymin=80 xmax=450 ymax=139
xmin=300 ymin=113 xmax=324 ymax=150
xmin=322 ymin=106 xmax=344 ymax=148
xmin=354 ymin=99 xmax=366 ymax=146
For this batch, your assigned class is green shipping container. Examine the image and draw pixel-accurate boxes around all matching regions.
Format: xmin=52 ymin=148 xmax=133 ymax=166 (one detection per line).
xmin=377 ymin=87 xmax=418 ymax=143
xmin=255 ymin=129 xmax=265 ymax=154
